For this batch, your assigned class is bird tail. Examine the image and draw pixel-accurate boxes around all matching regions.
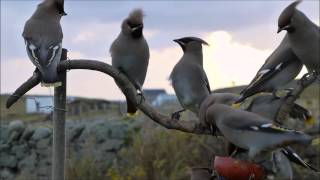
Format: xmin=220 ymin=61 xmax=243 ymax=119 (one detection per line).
xmin=126 ymin=97 xmax=138 ymax=117
xmin=290 ymin=104 xmax=315 ymax=126
xmin=281 ymin=147 xmax=319 ymax=172
xmin=234 ymin=95 xmax=246 ymax=104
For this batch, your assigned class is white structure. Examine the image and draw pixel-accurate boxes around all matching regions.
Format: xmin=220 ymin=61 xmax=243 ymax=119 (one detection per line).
xmin=152 ymin=94 xmax=177 ymax=107
xmin=25 ymin=96 xmax=53 ymax=114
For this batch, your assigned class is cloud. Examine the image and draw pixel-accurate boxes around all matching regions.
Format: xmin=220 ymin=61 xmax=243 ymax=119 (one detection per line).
xmin=71 ymin=21 xmax=157 ymax=44
xmin=0 ymin=31 xmax=292 ymax=100
xmin=202 ymin=31 xmax=272 ymax=89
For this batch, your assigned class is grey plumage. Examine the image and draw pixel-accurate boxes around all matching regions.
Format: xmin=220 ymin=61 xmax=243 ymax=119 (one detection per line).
xmin=110 ymin=9 xmax=150 ymax=115
xmin=271 ymin=150 xmax=293 ymax=180
xmin=23 ymin=0 xmax=66 ymax=86
xmin=281 ymin=147 xmax=318 ymax=172
xmin=170 ymin=37 xmax=210 ymax=116
xmin=200 ymin=93 xmax=317 ymax=171
xmin=278 ymin=0 xmax=320 ymax=73
xmin=199 ymin=100 xmax=311 ymax=159
xmin=236 ymin=34 xmax=302 ymax=103
xmin=202 ymin=92 xmax=313 ymax=124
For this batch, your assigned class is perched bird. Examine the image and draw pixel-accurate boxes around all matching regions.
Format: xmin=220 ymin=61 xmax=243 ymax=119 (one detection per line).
xmin=277 ymin=0 xmax=320 ymax=73
xmin=199 ymin=101 xmax=312 ymax=160
xmin=23 ymin=0 xmax=67 ymax=87
xmin=235 ymin=34 xmax=302 ymax=103
xmin=110 ymin=9 xmax=150 ymax=116
xmin=200 ymin=93 xmax=318 ymax=172
xmin=202 ymin=92 xmax=314 ymax=125
xmin=246 ymin=93 xmax=315 ymax=125
xmin=170 ymin=37 xmax=210 ymax=119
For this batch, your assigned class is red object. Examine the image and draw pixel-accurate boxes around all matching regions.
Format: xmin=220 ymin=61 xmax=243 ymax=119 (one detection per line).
xmin=213 ymin=156 xmax=265 ymax=180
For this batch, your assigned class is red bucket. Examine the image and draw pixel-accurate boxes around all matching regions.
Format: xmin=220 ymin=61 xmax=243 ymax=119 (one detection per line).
xmin=213 ymin=156 xmax=265 ymax=180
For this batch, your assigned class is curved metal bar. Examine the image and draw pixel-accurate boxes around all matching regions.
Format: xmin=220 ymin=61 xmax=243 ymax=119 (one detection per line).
xmin=6 ymin=69 xmax=41 ymax=108
xmin=58 ymin=59 xmax=210 ymax=134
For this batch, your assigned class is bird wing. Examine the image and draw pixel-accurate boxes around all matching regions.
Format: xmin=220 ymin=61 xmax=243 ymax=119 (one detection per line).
xmin=281 ymin=147 xmax=318 ymax=172
xmin=221 ymin=107 xmax=301 ymax=135
xmin=192 ymin=64 xmax=211 ymax=93
xmin=240 ymin=61 xmax=288 ymax=95
xmin=237 ymin=35 xmax=300 ymax=102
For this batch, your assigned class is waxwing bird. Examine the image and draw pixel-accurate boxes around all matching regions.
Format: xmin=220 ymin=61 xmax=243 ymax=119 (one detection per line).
xmin=235 ymin=34 xmax=302 ymax=103
xmin=203 ymin=92 xmax=314 ymax=125
xmin=277 ymin=0 xmax=320 ymax=73
xmin=201 ymin=93 xmax=318 ymax=172
xmin=110 ymin=9 xmax=150 ymax=116
xmin=170 ymin=37 xmax=210 ymax=119
xmin=23 ymin=0 xmax=66 ymax=87
xmin=199 ymin=102 xmax=312 ymax=160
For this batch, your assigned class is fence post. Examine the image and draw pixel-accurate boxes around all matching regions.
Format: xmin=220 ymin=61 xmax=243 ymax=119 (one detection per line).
xmin=52 ymin=48 xmax=67 ymax=180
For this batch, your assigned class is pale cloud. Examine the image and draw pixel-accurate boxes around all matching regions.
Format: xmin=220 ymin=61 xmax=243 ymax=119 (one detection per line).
xmin=0 ymin=30 xmax=311 ymax=100
xmin=72 ymin=22 xmax=120 ymax=44
xmin=202 ymin=31 xmax=272 ymax=89
xmin=72 ymin=21 xmax=157 ymax=44
xmin=144 ymin=46 xmax=182 ymax=94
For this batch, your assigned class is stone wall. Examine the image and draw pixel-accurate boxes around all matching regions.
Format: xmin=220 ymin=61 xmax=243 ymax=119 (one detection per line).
xmin=0 ymin=119 xmax=131 ymax=180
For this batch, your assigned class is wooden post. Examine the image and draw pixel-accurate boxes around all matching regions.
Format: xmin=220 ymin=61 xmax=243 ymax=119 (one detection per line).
xmin=52 ymin=49 xmax=67 ymax=180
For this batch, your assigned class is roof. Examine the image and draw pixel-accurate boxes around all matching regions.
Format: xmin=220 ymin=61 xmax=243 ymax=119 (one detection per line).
xmin=143 ymin=89 xmax=167 ymax=96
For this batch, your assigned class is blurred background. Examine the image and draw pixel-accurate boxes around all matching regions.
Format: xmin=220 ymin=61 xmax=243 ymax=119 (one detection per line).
xmin=1 ymin=1 xmax=319 ymax=180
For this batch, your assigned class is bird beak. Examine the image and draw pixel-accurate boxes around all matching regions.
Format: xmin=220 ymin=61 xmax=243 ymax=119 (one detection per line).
xmin=201 ymin=40 xmax=210 ymax=46
xmin=277 ymin=25 xmax=291 ymax=33
xmin=173 ymin=39 xmax=180 ymax=43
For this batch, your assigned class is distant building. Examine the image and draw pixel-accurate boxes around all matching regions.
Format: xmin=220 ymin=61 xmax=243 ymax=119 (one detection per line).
xmin=24 ymin=95 xmax=120 ymax=116
xmin=67 ymin=98 xmax=114 ymax=116
xmin=25 ymin=95 xmax=54 ymax=114
xmin=152 ymin=94 xmax=177 ymax=107
xmin=143 ymin=89 xmax=167 ymax=103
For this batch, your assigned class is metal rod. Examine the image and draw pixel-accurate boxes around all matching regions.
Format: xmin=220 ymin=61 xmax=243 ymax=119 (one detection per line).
xmin=6 ymin=69 xmax=41 ymax=108
xmin=52 ymin=48 xmax=67 ymax=180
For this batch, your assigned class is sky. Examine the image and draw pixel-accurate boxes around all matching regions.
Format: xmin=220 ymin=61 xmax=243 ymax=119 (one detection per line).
xmin=1 ymin=0 xmax=319 ymax=100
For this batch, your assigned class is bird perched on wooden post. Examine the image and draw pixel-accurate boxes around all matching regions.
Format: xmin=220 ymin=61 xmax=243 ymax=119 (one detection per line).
xmin=110 ymin=9 xmax=150 ymax=116
xmin=23 ymin=0 xmax=66 ymax=87
xmin=277 ymin=0 xmax=320 ymax=74
xmin=170 ymin=37 xmax=211 ymax=119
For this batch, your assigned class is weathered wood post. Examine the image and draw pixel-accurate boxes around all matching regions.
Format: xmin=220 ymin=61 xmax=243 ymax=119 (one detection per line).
xmin=52 ymin=49 xmax=67 ymax=180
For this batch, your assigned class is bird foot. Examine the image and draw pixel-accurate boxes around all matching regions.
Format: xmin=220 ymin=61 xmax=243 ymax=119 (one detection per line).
xmin=171 ymin=109 xmax=186 ymax=120
xmin=299 ymin=72 xmax=317 ymax=87
xmin=171 ymin=111 xmax=181 ymax=120
xmin=137 ymin=90 xmax=145 ymax=105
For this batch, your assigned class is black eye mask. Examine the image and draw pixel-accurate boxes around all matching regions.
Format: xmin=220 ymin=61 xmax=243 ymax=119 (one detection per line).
xmin=128 ymin=21 xmax=142 ymax=28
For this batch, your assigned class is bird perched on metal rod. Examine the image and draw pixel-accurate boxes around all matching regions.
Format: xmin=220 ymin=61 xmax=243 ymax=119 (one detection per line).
xmin=170 ymin=37 xmax=211 ymax=119
xmin=199 ymin=93 xmax=318 ymax=172
xmin=23 ymin=0 xmax=67 ymax=87
xmin=199 ymin=101 xmax=312 ymax=160
xmin=110 ymin=9 xmax=150 ymax=116
xmin=277 ymin=0 xmax=320 ymax=74
xmin=235 ymin=34 xmax=302 ymax=103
